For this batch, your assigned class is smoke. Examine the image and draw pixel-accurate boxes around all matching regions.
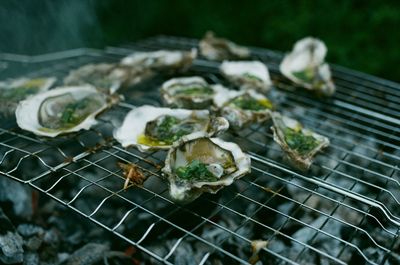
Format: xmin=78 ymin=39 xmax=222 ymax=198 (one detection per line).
xmin=0 ymin=0 xmax=102 ymax=54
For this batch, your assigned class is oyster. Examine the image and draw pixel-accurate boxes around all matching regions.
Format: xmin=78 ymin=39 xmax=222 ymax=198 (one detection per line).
xmin=0 ymin=77 xmax=56 ymax=115
xmin=121 ymin=49 xmax=197 ymax=72
xmin=280 ymin=37 xmax=335 ymax=96
xmin=162 ymin=132 xmax=251 ymax=202
xmin=199 ymin=31 xmax=250 ymax=61
xmin=220 ymin=61 xmax=272 ymax=92
xmin=160 ymin=76 xmax=216 ymax=109
xmin=114 ymin=105 xmax=229 ymax=152
xmin=64 ymin=63 xmax=154 ymax=94
xmin=16 ymin=85 xmax=111 ymax=137
xmin=270 ymin=112 xmax=329 ymax=171
xmin=214 ymin=89 xmax=274 ymax=130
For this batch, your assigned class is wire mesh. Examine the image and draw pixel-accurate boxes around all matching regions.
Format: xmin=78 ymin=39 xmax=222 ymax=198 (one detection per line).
xmin=0 ymin=35 xmax=399 ymax=264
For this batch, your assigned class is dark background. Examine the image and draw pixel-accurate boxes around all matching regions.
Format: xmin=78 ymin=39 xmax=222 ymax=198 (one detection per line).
xmin=0 ymin=0 xmax=399 ymax=82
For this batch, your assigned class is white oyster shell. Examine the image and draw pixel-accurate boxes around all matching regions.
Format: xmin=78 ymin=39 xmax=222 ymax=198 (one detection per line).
xmin=161 ymin=76 xmax=216 ymax=109
xmin=214 ymin=88 xmax=274 ymax=130
xmin=113 ymin=105 xmax=229 ymax=152
xmin=271 ymin=112 xmax=329 ymax=171
xmin=280 ymin=37 xmax=335 ymax=96
xmin=121 ymin=49 xmax=197 ymax=72
xmin=220 ymin=61 xmax=272 ymax=92
xmin=199 ymin=31 xmax=250 ymax=61
xmin=16 ymin=85 xmax=110 ymax=137
xmin=162 ymin=132 xmax=251 ymax=202
xmin=0 ymin=77 xmax=56 ymax=115
xmin=64 ymin=63 xmax=155 ymax=94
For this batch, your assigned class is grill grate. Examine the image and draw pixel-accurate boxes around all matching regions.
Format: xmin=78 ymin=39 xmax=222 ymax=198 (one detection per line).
xmin=1 ymin=35 xmax=400 ymax=264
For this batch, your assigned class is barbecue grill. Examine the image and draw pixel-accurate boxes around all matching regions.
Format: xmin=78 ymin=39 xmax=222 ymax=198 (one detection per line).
xmin=1 ymin=35 xmax=399 ymax=265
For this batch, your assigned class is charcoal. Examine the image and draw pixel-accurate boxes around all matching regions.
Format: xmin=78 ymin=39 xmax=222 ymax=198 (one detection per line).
xmin=63 ymin=243 xmax=110 ymax=265
xmin=23 ymin=252 xmax=39 ymax=265
xmin=0 ymin=177 xmax=32 ymax=218
xmin=0 ymin=208 xmax=24 ymax=264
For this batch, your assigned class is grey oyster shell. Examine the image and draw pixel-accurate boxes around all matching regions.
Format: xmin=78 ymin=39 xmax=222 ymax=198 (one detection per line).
xmin=220 ymin=61 xmax=272 ymax=92
xmin=199 ymin=31 xmax=250 ymax=61
xmin=162 ymin=132 xmax=251 ymax=202
xmin=270 ymin=112 xmax=330 ymax=171
xmin=213 ymin=89 xmax=274 ymax=130
xmin=280 ymin=37 xmax=335 ymax=96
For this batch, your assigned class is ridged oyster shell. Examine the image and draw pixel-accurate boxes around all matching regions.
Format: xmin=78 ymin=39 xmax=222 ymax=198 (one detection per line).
xmin=199 ymin=31 xmax=250 ymax=61
xmin=64 ymin=63 xmax=154 ymax=94
xmin=270 ymin=112 xmax=329 ymax=171
xmin=161 ymin=76 xmax=216 ymax=109
xmin=0 ymin=77 xmax=56 ymax=115
xmin=16 ymin=85 xmax=111 ymax=137
xmin=214 ymin=88 xmax=274 ymax=130
xmin=280 ymin=37 xmax=335 ymax=96
xmin=220 ymin=61 xmax=272 ymax=92
xmin=121 ymin=49 xmax=197 ymax=72
xmin=113 ymin=105 xmax=229 ymax=152
xmin=162 ymin=132 xmax=251 ymax=202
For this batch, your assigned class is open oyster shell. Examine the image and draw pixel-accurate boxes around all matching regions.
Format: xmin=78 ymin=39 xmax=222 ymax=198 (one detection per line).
xmin=160 ymin=76 xmax=216 ymax=109
xmin=0 ymin=77 xmax=56 ymax=115
xmin=280 ymin=37 xmax=335 ymax=96
xmin=162 ymin=132 xmax=251 ymax=202
xmin=199 ymin=31 xmax=250 ymax=61
xmin=214 ymin=89 xmax=274 ymax=130
xmin=220 ymin=61 xmax=272 ymax=92
xmin=64 ymin=63 xmax=154 ymax=94
xmin=16 ymin=85 xmax=111 ymax=137
xmin=113 ymin=105 xmax=229 ymax=152
xmin=121 ymin=49 xmax=197 ymax=72
xmin=270 ymin=112 xmax=329 ymax=171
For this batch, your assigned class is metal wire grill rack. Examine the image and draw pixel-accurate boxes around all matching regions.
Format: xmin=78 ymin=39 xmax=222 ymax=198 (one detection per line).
xmin=1 ymin=35 xmax=400 ymax=264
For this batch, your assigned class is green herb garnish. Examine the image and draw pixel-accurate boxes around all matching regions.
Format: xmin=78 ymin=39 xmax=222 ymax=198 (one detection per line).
xmin=292 ymin=68 xmax=315 ymax=83
xmin=176 ymin=160 xmax=218 ymax=182
xmin=243 ymin=73 xmax=262 ymax=81
xmin=145 ymin=115 xmax=193 ymax=144
xmin=283 ymin=127 xmax=319 ymax=156
xmin=174 ymin=86 xmax=214 ymax=96
xmin=231 ymin=95 xmax=272 ymax=111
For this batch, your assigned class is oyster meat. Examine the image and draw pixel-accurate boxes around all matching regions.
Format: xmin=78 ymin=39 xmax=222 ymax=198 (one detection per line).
xmin=16 ymin=85 xmax=111 ymax=137
xmin=214 ymin=89 xmax=274 ymax=130
xmin=220 ymin=61 xmax=272 ymax=92
xmin=114 ymin=105 xmax=229 ymax=152
xmin=280 ymin=37 xmax=335 ymax=96
xmin=199 ymin=31 xmax=250 ymax=61
xmin=121 ymin=49 xmax=197 ymax=72
xmin=161 ymin=76 xmax=217 ymax=109
xmin=162 ymin=132 xmax=251 ymax=202
xmin=64 ymin=63 xmax=154 ymax=94
xmin=270 ymin=112 xmax=329 ymax=171
xmin=0 ymin=77 xmax=56 ymax=115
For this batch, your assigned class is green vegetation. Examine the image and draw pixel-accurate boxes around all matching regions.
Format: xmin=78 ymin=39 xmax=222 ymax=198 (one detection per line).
xmin=60 ymin=98 xmax=99 ymax=127
xmin=145 ymin=115 xmax=192 ymax=144
xmin=283 ymin=127 xmax=319 ymax=156
xmin=243 ymin=73 xmax=262 ymax=81
xmin=175 ymin=86 xmax=214 ymax=96
xmin=231 ymin=95 xmax=272 ymax=111
xmin=176 ymin=160 xmax=218 ymax=182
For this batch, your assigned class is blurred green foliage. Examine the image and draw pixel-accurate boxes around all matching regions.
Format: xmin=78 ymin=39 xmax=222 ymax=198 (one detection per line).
xmin=1 ymin=0 xmax=400 ymax=81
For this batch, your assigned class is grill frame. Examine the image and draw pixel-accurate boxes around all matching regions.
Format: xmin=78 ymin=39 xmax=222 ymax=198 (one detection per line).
xmin=0 ymin=35 xmax=399 ymax=264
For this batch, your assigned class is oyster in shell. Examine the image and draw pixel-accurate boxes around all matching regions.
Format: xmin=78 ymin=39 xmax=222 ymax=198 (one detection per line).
xmin=220 ymin=61 xmax=272 ymax=92
xmin=16 ymin=85 xmax=111 ymax=137
xmin=121 ymin=49 xmax=197 ymax=72
xmin=64 ymin=63 xmax=154 ymax=94
xmin=161 ymin=76 xmax=217 ymax=109
xmin=271 ymin=112 xmax=329 ymax=171
xmin=114 ymin=105 xmax=229 ymax=152
xmin=280 ymin=37 xmax=335 ymax=96
xmin=199 ymin=31 xmax=250 ymax=61
xmin=214 ymin=89 xmax=274 ymax=130
xmin=162 ymin=132 xmax=251 ymax=202
xmin=0 ymin=77 xmax=56 ymax=115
